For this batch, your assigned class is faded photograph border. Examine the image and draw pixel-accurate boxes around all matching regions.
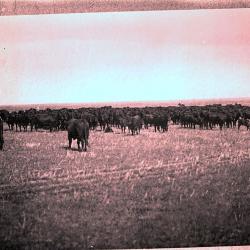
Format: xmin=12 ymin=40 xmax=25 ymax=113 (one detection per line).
xmin=0 ymin=1 xmax=250 ymax=250
xmin=0 ymin=0 xmax=250 ymax=16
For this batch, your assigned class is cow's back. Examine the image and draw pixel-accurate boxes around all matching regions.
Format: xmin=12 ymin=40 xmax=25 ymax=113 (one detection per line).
xmin=67 ymin=119 xmax=89 ymax=140
xmin=67 ymin=119 xmax=78 ymax=139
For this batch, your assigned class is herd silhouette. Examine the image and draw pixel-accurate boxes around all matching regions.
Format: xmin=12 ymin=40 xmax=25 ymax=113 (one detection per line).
xmin=0 ymin=103 xmax=250 ymax=151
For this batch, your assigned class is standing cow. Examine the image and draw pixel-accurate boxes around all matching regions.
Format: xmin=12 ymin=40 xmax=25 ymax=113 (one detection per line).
xmin=0 ymin=117 xmax=4 ymax=150
xmin=238 ymin=117 xmax=250 ymax=130
xmin=67 ymin=119 xmax=89 ymax=152
xmin=127 ymin=115 xmax=142 ymax=135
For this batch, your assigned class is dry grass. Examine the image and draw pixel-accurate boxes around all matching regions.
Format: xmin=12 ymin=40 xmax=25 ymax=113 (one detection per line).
xmin=0 ymin=124 xmax=250 ymax=249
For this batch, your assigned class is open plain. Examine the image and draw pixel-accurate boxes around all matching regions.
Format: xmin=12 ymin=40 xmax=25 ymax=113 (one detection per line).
xmin=0 ymin=108 xmax=250 ymax=249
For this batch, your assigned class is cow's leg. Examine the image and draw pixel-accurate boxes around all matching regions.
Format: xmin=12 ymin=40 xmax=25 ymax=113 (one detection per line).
xmin=68 ymin=137 xmax=72 ymax=149
xmin=81 ymin=139 xmax=86 ymax=151
xmin=77 ymin=139 xmax=82 ymax=152
xmin=83 ymin=139 xmax=87 ymax=152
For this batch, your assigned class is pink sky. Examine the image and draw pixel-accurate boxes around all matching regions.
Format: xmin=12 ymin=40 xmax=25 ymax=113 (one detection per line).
xmin=0 ymin=8 xmax=250 ymax=105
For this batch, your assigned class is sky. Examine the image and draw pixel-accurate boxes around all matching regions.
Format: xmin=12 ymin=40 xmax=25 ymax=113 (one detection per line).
xmin=0 ymin=8 xmax=250 ymax=105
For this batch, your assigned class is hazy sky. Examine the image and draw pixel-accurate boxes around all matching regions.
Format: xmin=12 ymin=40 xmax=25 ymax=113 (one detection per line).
xmin=0 ymin=8 xmax=250 ymax=105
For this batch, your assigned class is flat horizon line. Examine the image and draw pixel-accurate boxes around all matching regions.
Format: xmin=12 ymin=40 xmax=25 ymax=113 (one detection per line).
xmin=1 ymin=97 xmax=250 ymax=109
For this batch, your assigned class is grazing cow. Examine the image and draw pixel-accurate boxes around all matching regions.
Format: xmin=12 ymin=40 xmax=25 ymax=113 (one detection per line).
xmin=67 ymin=119 xmax=89 ymax=152
xmin=0 ymin=117 xmax=4 ymax=150
xmin=238 ymin=117 xmax=250 ymax=130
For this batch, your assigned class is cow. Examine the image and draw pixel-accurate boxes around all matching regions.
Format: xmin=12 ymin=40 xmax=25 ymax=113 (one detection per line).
xmin=6 ymin=112 xmax=15 ymax=131
xmin=152 ymin=114 xmax=169 ymax=132
xmin=238 ymin=117 xmax=250 ymax=130
xmin=32 ymin=114 xmax=59 ymax=132
xmin=118 ymin=117 xmax=127 ymax=133
xmin=207 ymin=112 xmax=226 ymax=130
xmin=0 ymin=110 xmax=9 ymax=122
xmin=143 ymin=114 xmax=154 ymax=129
xmin=0 ymin=117 xmax=4 ymax=150
xmin=127 ymin=115 xmax=143 ymax=135
xmin=14 ymin=111 xmax=30 ymax=132
xmin=67 ymin=119 xmax=89 ymax=152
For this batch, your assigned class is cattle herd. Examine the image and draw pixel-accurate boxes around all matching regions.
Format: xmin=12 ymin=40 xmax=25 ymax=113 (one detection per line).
xmin=0 ymin=103 xmax=250 ymax=151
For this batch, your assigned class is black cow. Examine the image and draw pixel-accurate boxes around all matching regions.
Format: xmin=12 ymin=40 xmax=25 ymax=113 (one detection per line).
xmin=127 ymin=115 xmax=142 ymax=135
xmin=14 ymin=112 xmax=30 ymax=132
xmin=143 ymin=114 xmax=154 ymax=129
xmin=238 ymin=118 xmax=250 ymax=130
xmin=0 ymin=110 xmax=9 ymax=122
xmin=6 ymin=113 xmax=15 ymax=131
xmin=0 ymin=117 xmax=4 ymax=150
xmin=119 ymin=117 xmax=127 ymax=133
xmin=152 ymin=114 xmax=169 ymax=132
xmin=32 ymin=114 xmax=59 ymax=132
xmin=67 ymin=119 xmax=89 ymax=152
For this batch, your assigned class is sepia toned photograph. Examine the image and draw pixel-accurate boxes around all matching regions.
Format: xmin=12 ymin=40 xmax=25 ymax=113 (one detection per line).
xmin=0 ymin=5 xmax=250 ymax=250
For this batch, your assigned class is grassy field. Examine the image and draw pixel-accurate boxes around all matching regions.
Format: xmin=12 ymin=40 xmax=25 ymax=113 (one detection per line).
xmin=0 ymin=123 xmax=250 ymax=249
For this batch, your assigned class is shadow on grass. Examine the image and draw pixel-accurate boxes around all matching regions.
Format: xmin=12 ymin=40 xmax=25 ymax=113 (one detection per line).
xmin=61 ymin=146 xmax=90 ymax=152
xmin=61 ymin=146 xmax=79 ymax=152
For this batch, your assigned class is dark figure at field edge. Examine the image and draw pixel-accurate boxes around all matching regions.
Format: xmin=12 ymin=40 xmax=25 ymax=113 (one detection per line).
xmin=238 ymin=117 xmax=250 ymax=130
xmin=67 ymin=118 xmax=89 ymax=152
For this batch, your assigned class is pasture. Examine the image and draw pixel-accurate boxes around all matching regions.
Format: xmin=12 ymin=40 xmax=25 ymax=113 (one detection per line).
xmin=0 ymin=123 xmax=250 ymax=249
